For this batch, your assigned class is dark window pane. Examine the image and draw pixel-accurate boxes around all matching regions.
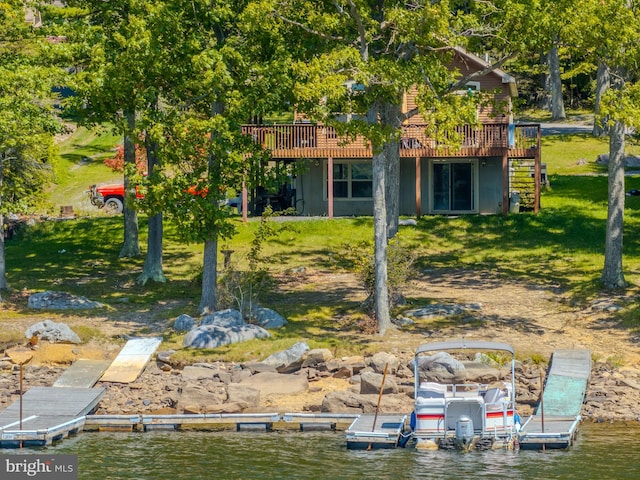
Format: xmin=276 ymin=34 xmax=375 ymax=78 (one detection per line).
xmin=333 ymin=181 xmax=348 ymax=197
xmin=352 ymin=181 xmax=372 ymax=198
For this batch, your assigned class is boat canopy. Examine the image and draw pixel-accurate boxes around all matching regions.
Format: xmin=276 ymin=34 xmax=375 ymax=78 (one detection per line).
xmin=414 ymin=340 xmax=514 ymax=357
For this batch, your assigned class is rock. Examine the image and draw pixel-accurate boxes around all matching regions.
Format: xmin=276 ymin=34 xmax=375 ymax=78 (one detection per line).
xmin=183 ymin=324 xmax=270 ymax=349
xmin=240 ymin=372 xmax=308 ymax=396
xmin=262 ymin=342 xmax=310 ymax=373
xmin=597 ymin=153 xmax=640 ymax=168
xmin=181 ymin=366 xmax=216 ymax=381
xmin=200 ymin=309 xmax=245 ymax=327
xmin=27 ymin=291 xmax=104 ymax=310
xmin=302 ymin=348 xmax=333 ymax=368
xmin=412 ymin=351 xmax=465 ymax=375
xmin=25 ymin=320 xmax=81 ymax=344
xmin=227 ymin=383 xmax=260 ymax=408
xmin=173 ymin=314 xmax=196 ymax=332
xmin=367 ymin=352 xmax=400 ymax=374
xmin=359 ymin=371 xmax=399 ymax=395
xmin=321 ymin=391 xmax=412 ymax=414
xmin=156 ymin=350 xmax=176 ymax=365
xmin=405 ymin=303 xmax=481 ymax=319
xmin=399 ymin=218 xmax=418 ymax=226
xmin=177 ymin=384 xmax=227 ymax=414
xmin=249 ymin=307 xmax=288 ymax=329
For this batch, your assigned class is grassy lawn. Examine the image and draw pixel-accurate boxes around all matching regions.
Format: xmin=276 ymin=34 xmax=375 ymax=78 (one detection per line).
xmin=5 ymin=120 xmax=640 ymax=359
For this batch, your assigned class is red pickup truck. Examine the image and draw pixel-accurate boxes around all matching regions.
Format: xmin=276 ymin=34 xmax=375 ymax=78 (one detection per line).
xmin=88 ymin=183 xmax=241 ymax=214
xmin=88 ymin=183 xmax=143 ymax=214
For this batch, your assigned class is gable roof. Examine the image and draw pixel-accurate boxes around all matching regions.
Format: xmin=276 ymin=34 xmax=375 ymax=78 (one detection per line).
xmin=453 ymin=47 xmax=518 ymax=97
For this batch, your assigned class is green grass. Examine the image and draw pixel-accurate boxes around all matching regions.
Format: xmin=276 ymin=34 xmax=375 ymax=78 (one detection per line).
xmin=49 ymin=125 xmax=122 ymax=215
xmin=6 ymin=120 xmax=640 ymax=360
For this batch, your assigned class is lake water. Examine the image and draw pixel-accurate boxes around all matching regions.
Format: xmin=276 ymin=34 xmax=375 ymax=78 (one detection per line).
xmin=3 ymin=422 xmax=639 ymax=479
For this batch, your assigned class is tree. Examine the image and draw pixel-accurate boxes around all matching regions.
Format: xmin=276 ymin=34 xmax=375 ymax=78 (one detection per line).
xmin=131 ymin=0 xmax=292 ymax=313
xmin=589 ymin=1 xmax=640 ymax=289
xmin=268 ymin=0 xmax=523 ymax=333
xmin=0 ymin=0 xmax=61 ymax=296
xmin=65 ymin=0 xmax=169 ymax=258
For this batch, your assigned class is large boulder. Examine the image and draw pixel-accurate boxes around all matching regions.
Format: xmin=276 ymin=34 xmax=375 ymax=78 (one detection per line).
xmin=240 ymin=372 xmax=308 ymax=396
xmin=25 ymin=320 xmax=81 ymax=344
xmin=177 ymin=383 xmax=227 ymax=414
xmin=302 ymin=348 xmax=334 ymax=368
xmin=262 ymin=342 xmax=310 ymax=373
xmin=249 ymin=307 xmax=288 ymax=329
xmin=200 ymin=309 xmax=245 ymax=327
xmin=27 ymin=291 xmax=104 ymax=310
xmin=183 ymin=324 xmax=270 ymax=349
xmin=173 ymin=314 xmax=196 ymax=332
xmin=321 ymin=391 xmax=412 ymax=414
xmin=360 ymin=371 xmax=399 ymax=395
xmin=367 ymin=352 xmax=400 ymax=374
xmin=226 ymin=383 xmax=260 ymax=408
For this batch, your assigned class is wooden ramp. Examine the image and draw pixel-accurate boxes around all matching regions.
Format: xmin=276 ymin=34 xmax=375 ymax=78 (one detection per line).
xmin=100 ymin=337 xmax=162 ymax=384
xmin=345 ymin=414 xmax=408 ymax=449
xmin=53 ymin=359 xmax=111 ymax=388
xmin=0 ymin=386 xmax=104 ymax=447
xmin=519 ymin=349 xmax=591 ymax=450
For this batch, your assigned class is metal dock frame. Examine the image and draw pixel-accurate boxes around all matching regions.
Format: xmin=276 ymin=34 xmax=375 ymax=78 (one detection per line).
xmin=345 ymin=414 xmax=409 ymax=449
xmin=518 ymin=349 xmax=591 ymax=450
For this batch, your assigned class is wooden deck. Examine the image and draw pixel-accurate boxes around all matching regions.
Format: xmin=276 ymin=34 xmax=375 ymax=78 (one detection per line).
xmin=242 ymin=123 xmax=540 ymax=160
xmin=0 ymin=387 xmax=105 ymax=447
xmin=518 ymin=349 xmax=591 ymax=450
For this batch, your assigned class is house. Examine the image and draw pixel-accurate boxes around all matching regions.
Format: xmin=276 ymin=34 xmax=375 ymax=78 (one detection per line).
xmin=242 ymin=48 xmax=541 ymax=217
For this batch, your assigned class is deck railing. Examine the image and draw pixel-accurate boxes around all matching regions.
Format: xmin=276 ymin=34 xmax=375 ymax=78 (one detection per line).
xmin=241 ymin=123 xmax=540 ymax=159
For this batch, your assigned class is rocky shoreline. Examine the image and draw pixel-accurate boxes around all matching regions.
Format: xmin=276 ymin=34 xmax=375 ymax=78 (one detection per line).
xmin=2 ymin=348 xmax=640 ymax=424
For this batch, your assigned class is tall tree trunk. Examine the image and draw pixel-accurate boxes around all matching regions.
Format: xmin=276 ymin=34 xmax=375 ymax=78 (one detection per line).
xmin=373 ymin=148 xmax=391 ymax=334
xmin=548 ymin=43 xmax=566 ymax=121
xmin=197 ymin=101 xmax=224 ymax=314
xmin=382 ymin=103 xmax=402 ymax=239
xmin=119 ymin=109 xmax=141 ymax=258
xmin=137 ymin=128 xmax=165 ymax=285
xmin=198 ymin=237 xmax=218 ymax=314
xmin=593 ymin=61 xmax=610 ymax=137
xmin=0 ymin=158 xmax=7 ymax=296
xmin=602 ymin=118 xmax=627 ymax=289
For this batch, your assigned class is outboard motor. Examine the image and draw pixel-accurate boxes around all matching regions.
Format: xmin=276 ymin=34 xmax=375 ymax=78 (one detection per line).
xmin=455 ymin=416 xmax=475 ymax=450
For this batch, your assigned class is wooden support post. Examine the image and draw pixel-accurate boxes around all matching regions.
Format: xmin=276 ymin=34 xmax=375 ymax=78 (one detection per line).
xmin=415 ymin=156 xmax=421 ymax=218
xmin=502 ymin=151 xmax=509 ymax=216
xmin=534 ymin=127 xmax=542 ymax=214
xmin=242 ymin=181 xmax=248 ymax=223
xmin=327 ymin=156 xmax=334 ymax=218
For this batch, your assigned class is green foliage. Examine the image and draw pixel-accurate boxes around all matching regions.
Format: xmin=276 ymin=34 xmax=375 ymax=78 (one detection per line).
xmin=217 ymin=207 xmax=281 ymax=316
xmin=342 ymin=237 xmax=416 ymax=307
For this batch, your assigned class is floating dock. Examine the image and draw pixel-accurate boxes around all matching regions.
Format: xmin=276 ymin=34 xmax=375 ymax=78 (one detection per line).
xmin=518 ymin=349 xmax=591 ymax=450
xmin=345 ymin=414 xmax=409 ymax=449
xmin=0 ymin=387 xmax=105 ymax=447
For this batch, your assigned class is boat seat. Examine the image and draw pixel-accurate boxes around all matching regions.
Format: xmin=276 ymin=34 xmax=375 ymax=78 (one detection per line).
xmin=418 ymin=382 xmax=447 ymax=399
xmin=483 ymin=387 xmax=506 ymax=410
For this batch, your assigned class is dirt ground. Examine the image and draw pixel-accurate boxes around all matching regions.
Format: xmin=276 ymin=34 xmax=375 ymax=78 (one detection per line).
xmin=3 ymin=267 xmax=640 ymax=371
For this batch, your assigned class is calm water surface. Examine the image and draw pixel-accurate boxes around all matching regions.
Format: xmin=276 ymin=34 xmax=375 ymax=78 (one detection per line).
xmin=3 ymin=423 xmax=639 ymax=479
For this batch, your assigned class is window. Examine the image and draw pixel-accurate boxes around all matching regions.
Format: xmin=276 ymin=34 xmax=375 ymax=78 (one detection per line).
xmin=326 ymin=161 xmax=373 ymax=199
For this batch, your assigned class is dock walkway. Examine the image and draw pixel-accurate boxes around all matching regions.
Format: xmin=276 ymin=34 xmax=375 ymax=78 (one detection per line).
xmin=345 ymin=414 xmax=408 ymax=449
xmin=0 ymin=387 xmax=105 ymax=447
xmin=518 ymin=349 xmax=591 ymax=449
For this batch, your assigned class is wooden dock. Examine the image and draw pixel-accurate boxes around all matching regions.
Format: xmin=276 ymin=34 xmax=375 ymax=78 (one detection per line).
xmin=0 ymin=387 xmax=105 ymax=447
xmin=518 ymin=349 xmax=591 ymax=450
xmin=345 ymin=414 xmax=409 ymax=449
